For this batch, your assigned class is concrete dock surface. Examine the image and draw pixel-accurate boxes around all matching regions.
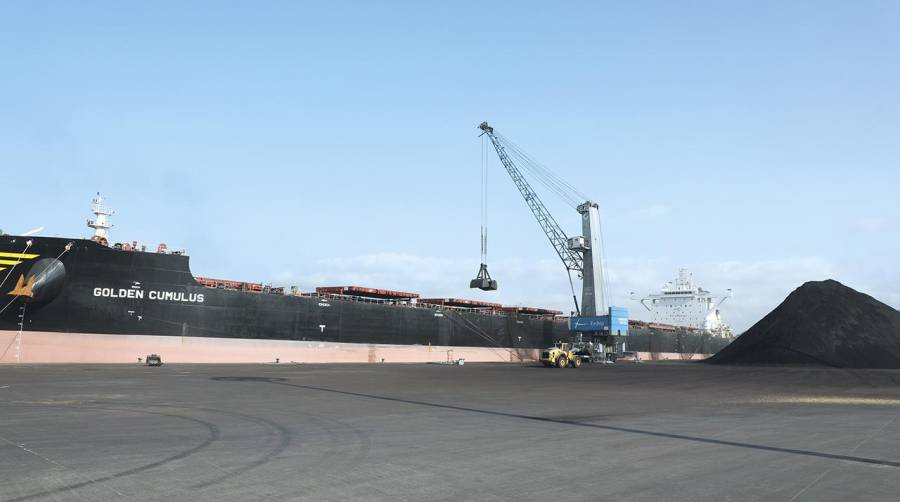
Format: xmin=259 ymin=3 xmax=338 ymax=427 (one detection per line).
xmin=1 ymin=362 xmax=899 ymax=501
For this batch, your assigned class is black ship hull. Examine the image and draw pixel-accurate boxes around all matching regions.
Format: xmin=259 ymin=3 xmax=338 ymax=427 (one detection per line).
xmin=0 ymin=237 xmax=568 ymax=353
xmin=0 ymin=236 xmax=728 ymax=363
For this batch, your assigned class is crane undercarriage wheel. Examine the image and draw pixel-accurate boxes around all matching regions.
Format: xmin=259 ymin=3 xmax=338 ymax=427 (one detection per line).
xmin=571 ymin=357 xmax=582 ymax=368
xmin=556 ymin=356 xmax=568 ymax=368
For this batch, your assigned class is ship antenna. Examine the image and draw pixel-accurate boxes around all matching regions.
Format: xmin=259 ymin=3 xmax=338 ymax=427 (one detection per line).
xmin=87 ymin=192 xmax=114 ymax=239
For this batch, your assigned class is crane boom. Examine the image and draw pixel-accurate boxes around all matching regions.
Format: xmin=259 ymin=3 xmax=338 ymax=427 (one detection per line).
xmin=477 ymin=121 xmax=624 ymax=357
xmin=479 ymin=122 xmax=583 ymax=274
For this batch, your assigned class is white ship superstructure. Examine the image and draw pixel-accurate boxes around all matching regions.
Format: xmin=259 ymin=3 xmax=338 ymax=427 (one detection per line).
xmin=638 ymin=269 xmax=733 ymax=338
xmin=87 ymin=192 xmax=114 ymax=239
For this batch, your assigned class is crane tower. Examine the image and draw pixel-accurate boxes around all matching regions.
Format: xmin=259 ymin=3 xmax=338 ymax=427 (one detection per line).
xmin=573 ymin=201 xmax=605 ymax=316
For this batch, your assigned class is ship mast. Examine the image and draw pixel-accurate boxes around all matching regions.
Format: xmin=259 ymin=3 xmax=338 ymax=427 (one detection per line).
xmin=87 ymin=192 xmax=114 ymax=239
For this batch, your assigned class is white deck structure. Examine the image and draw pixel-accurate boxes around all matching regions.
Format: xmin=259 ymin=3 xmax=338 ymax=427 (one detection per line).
xmin=638 ymin=269 xmax=733 ymax=338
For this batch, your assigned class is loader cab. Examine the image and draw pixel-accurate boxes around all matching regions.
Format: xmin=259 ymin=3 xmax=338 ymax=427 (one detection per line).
xmin=554 ymin=341 xmax=570 ymax=351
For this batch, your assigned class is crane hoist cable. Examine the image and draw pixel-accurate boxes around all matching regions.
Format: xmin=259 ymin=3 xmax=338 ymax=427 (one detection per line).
xmin=597 ymin=221 xmax=611 ymax=311
xmin=470 ymin=134 xmax=497 ymax=290
xmin=495 ymin=133 xmax=588 ymax=208
xmin=481 ymin=133 xmax=488 ymax=264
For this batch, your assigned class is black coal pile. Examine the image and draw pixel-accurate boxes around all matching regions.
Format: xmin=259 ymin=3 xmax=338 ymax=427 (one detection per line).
xmin=708 ymin=279 xmax=900 ymax=368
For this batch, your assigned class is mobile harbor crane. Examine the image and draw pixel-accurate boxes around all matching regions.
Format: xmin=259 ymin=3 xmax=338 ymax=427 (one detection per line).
xmin=472 ymin=121 xmax=628 ymax=361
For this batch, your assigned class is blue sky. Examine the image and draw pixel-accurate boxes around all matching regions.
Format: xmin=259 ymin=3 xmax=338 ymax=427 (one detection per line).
xmin=2 ymin=1 xmax=898 ymax=330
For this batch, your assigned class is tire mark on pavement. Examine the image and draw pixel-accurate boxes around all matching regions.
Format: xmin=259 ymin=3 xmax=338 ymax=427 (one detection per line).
xmin=212 ymin=377 xmax=900 ymax=470
xmin=23 ymin=400 xmax=297 ymax=492
xmin=103 ymin=401 xmax=296 ymax=490
xmin=189 ymin=411 xmax=292 ymax=489
xmin=1 ymin=405 xmax=221 ymax=502
xmin=786 ymin=411 xmax=900 ymax=502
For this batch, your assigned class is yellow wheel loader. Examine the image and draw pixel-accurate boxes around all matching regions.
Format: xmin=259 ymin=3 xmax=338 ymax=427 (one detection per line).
xmin=540 ymin=342 xmax=582 ymax=368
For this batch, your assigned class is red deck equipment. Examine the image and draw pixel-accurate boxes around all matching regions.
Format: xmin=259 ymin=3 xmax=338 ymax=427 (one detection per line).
xmin=195 ymin=277 xmax=264 ymax=293
xmin=417 ymin=298 xmax=503 ymax=310
xmin=501 ymin=306 xmax=563 ymax=316
xmin=316 ymin=286 xmax=419 ymax=300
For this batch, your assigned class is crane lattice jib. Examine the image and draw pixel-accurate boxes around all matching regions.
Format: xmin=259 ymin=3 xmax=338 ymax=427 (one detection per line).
xmin=479 ymin=122 xmax=583 ymax=273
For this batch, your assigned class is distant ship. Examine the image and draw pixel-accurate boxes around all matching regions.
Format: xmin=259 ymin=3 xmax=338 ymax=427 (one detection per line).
xmin=636 ymin=269 xmax=734 ymax=338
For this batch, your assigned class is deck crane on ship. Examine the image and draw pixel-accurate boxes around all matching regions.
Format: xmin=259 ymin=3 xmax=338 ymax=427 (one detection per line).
xmin=475 ymin=121 xmax=628 ymax=357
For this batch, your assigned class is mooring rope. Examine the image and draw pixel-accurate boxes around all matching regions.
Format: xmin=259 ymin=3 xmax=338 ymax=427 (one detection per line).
xmin=0 ymin=240 xmax=33 ymax=292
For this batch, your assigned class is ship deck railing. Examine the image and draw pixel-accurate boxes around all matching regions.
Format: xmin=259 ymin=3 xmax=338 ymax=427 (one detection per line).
xmin=301 ymin=292 xmax=562 ymax=320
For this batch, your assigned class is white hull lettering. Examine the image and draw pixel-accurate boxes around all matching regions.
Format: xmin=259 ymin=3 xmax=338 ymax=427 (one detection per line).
xmin=93 ymin=288 xmax=145 ymax=299
xmin=94 ymin=288 xmax=204 ymax=303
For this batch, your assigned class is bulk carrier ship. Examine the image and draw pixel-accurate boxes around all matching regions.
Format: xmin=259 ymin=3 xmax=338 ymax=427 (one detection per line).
xmin=0 ymin=195 xmax=730 ymax=363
